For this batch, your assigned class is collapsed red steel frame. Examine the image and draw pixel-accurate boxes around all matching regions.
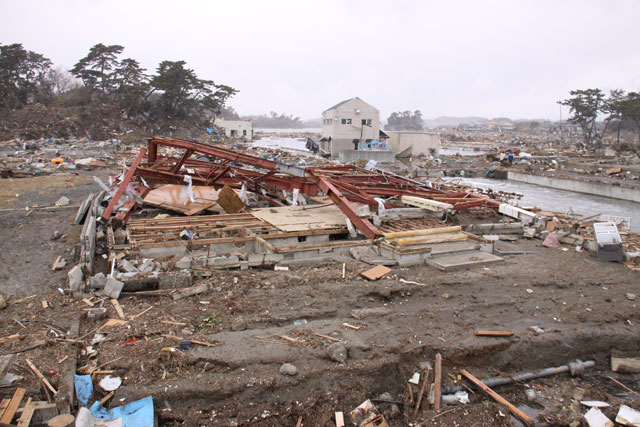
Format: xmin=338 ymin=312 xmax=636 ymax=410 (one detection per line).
xmin=103 ymin=137 xmax=499 ymax=239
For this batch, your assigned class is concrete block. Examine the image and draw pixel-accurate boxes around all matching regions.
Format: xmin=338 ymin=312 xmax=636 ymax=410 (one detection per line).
xmin=90 ymin=272 xmax=107 ymax=289
xmin=191 ymin=257 xmax=207 ymax=268
xmin=140 ymin=246 xmax=186 ymax=259
xmin=159 ymin=271 xmax=192 ymax=289
xmin=292 ymin=250 xmax=320 ymax=259
xmin=103 ymin=277 xmax=124 ymax=299
xmin=68 ymin=265 xmax=84 ymax=291
xmin=55 ymin=196 xmax=70 ymax=206
xmin=119 ymin=259 xmax=139 ymax=273
xmin=264 ymin=253 xmax=285 ymax=263
xmin=86 ymin=307 xmax=107 ymax=319
xmin=175 ymin=256 xmax=192 ymax=270
xmin=427 ymin=251 xmax=504 ymax=271
xmin=248 ymin=254 xmax=265 ymax=264
xmin=138 ymin=259 xmax=156 ymax=273
xmin=207 ymin=255 xmax=239 ymax=267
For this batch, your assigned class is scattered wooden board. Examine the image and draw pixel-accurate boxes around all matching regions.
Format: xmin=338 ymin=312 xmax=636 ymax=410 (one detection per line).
xmin=475 ymin=330 xmax=515 ymax=337
xmin=217 ymin=185 xmax=246 ymax=214
xmin=26 ymin=359 xmax=57 ymax=395
xmin=251 ymin=204 xmax=347 ymax=232
xmin=16 ymin=397 xmax=34 ymax=427
xmin=461 ymin=369 xmax=533 ymax=426
xmin=612 ymin=357 xmax=640 ymax=373
xmin=143 ymin=184 xmax=220 ymax=216
xmin=110 ymin=299 xmax=126 ymax=320
xmin=360 ymin=265 xmax=392 ymax=281
xmin=0 ymin=387 xmax=25 ymax=424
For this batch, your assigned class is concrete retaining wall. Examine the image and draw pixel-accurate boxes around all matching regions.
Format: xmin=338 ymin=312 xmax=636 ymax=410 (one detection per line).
xmin=507 ymin=171 xmax=640 ymax=203
xmin=339 ymin=149 xmax=395 ymax=163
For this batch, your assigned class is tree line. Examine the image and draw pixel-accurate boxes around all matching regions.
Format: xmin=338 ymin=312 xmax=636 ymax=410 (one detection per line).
xmin=0 ymin=42 xmax=237 ymax=123
xmin=385 ymin=110 xmax=424 ymax=131
xmin=560 ymin=89 xmax=640 ymax=146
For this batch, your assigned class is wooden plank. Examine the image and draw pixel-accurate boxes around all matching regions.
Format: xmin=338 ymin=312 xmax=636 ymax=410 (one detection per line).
xmin=612 ymin=357 xmax=640 ymax=373
xmin=161 ymin=334 xmax=217 ymax=347
xmin=217 ymin=185 xmax=246 ymax=214
xmin=51 ymin=256 xmax=62 ymax=271
xmin=461 ymin=369 xmax=533 ymax=426
xmin=360 ymin=265 xmax=392 ymax=281
xmin=16 ymin=397 xmax=34 ymax=427
xmin=413 ymin=369 xmax=431 ymax=418
xmin=0 ymin=387 xmax=25 ymax=424
xmin=0 ymin=333 xmax=21 ymax=345
xmin=110 ymin=299 xmax=126 ymax=320
xmin=273 ymin=239 xmax=373 ymax=254
xmin=389 ymin=232 xmax=468 ymax=247
xmin=0 ymin=399 xmax=10 ymax=418
xmin=251 ymin=204 xmax=348 ymax=232
xmin=475 ymin=330 xmax=515 ymax=337
xmin=25 ymin=359 xmax=57 ymax=396
xmin=314 ymin=333 xmax=342 ymax=342
xmin=434 ymin=353 xmax=442 ymax=410
xmin=384 ymin=226 xmax=460 ymax=239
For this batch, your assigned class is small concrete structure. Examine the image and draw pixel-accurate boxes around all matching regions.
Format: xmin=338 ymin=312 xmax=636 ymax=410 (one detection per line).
xmin=385 ymin=131 xmax=440 ymax=156
xmin=507 ymin=171 xmax=640 ymax=203
xmin=214 ymin=118 xmax=253 ymax=140
xmin=339 ymin=149 xmax=395 ymax=164
xmin=321 ymin=97 xmax=380 ymax=157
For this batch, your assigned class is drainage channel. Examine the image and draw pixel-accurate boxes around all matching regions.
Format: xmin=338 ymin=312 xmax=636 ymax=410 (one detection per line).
xmin=110 ymin=325 xmax=639 ymax=426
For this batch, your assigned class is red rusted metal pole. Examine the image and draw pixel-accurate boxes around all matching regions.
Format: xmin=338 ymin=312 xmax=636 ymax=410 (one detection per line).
xmin=102 ymin=147 xmax=147 ymax=221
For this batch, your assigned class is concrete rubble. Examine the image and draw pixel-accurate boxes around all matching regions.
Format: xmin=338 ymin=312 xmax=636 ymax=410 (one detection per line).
xmin=1 ymin=129 xmax=639 ymax=426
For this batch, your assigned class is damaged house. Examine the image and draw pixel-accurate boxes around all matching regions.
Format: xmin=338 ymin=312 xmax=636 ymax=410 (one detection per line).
xmin=320 ymin=97 xmax=381 ymax=157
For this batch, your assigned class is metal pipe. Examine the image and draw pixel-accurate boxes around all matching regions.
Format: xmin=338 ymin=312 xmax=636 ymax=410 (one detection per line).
xmin=443 ymin=360 xmax=595 ymax=394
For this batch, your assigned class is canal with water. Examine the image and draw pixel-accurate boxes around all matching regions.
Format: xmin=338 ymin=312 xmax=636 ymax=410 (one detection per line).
xmin=456 ymin=177 xmax=640 ymax=232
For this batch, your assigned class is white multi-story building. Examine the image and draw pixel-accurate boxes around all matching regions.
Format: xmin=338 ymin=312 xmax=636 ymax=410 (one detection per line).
xmin=321 ymin=97 xmax=380 ymax=157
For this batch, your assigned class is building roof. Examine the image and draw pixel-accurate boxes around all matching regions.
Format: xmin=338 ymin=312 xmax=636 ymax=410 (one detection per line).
xmin=323 ymin=96 xmax=375 ymax=113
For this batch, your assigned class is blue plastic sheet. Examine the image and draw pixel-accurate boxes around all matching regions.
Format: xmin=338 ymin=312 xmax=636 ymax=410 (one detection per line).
xmin=74 ymin=374 xmax=93 ymax=407
xmin=89 ymin=396 xmax=154 ymax=427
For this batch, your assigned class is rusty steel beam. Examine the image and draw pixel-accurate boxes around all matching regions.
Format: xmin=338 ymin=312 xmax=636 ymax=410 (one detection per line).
xmin=102 ymin=147 xmax=147 ymax=221
xmin=311 ymin=174 xmax=382 ymax=239
xmin=148 ymin=137 xmax=306 ymax=177
xmin=169 ymin=149 xmax=194 ymax=174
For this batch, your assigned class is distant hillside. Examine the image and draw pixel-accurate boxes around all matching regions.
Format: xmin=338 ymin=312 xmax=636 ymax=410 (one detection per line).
xmin=424 ymin=116 xmax=489 ymax=128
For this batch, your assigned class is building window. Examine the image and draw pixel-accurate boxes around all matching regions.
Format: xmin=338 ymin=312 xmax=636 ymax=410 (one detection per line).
xmin=243 ymin=130 xmax=247 ymax=136
xmin=361 ymin=119 xmax=371 ymax=126
xmin=341 ymin=118 xmax=352 ymax=125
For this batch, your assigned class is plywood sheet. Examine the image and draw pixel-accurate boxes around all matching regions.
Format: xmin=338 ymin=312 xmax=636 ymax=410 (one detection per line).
xmin=143 ymin=185 xmax=220 ymax=215
xmin=360 ymin=265 xmax=392 ymax=281
xmin=251 ymin=204 xmax=347 ymax=232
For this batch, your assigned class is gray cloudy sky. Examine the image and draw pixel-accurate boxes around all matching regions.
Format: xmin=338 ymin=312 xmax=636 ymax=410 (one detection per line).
xmin=2 ymin=0 xmax=639 ymax=121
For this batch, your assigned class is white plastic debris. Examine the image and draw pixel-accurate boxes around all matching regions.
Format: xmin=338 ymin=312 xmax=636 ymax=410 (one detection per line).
xmin=580 ymin=401 xmax=610 ymax=408
xmin=99 ymin=375 xmax=122 ymax=392
xmin=408 ymin=372 xmax=420 ymax=385
xmin=617 ymin=405 xmax=640 ymax=426
xmin=454 ymin=391 xmax=470 ymax=404
xmin=584 ymin=407 xmax=613 ymax=427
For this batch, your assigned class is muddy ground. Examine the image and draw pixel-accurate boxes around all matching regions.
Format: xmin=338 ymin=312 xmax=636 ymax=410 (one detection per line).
xmin=1 ymin=172 xmax=640 ymax=426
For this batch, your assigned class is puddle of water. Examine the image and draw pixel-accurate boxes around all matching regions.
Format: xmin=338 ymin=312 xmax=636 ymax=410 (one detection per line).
xmin=440 ymin=147 xmax=488 ymax=156
xmin=251 ymin=136 xmax=310 ymax=152
xmin=455 ymin=177 xmax=640 ymax=232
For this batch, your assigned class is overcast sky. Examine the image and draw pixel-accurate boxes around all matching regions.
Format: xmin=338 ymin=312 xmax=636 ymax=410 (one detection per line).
xmin=2 ymin=0 xmax=639 ymax=121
